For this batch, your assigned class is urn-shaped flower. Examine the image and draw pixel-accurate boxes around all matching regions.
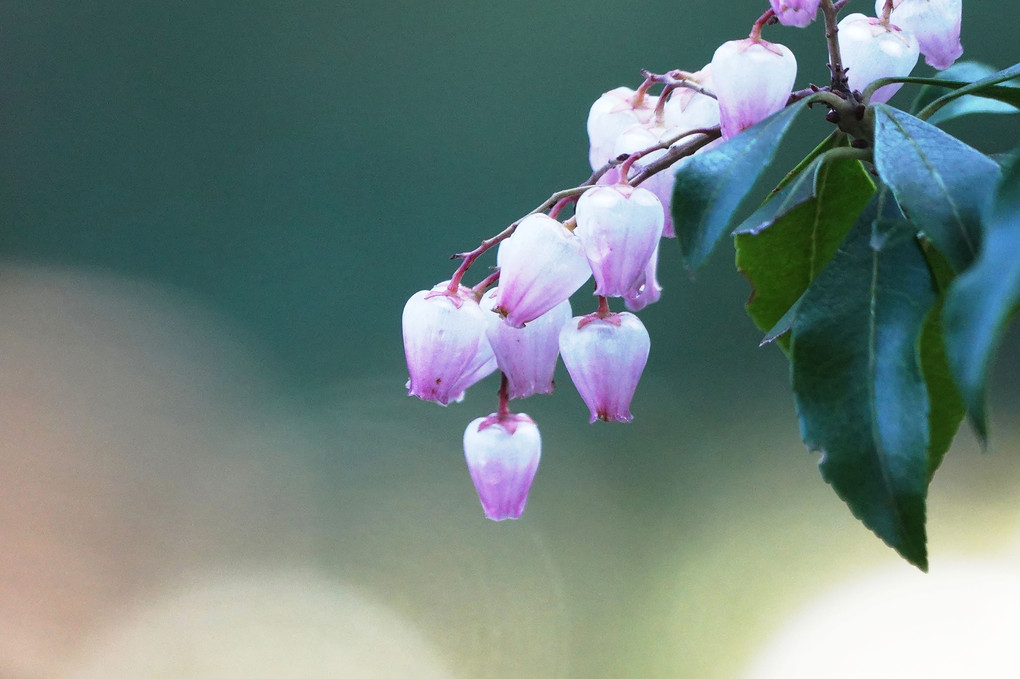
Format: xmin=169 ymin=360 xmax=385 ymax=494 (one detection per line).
xmin=464 ymin=413 xmax=541 ymax=521
xmin=711 ymin=38 xmax=797 ymax=139
xmin=481 ymin=290 xmax=571 ymax=399
xmin=587 ymin=86 xmax=659 ymax=170
xmin=770 ymin=0 xmax=821 ymax=28
xmin=402 ymin=283 xmax=498 ymax=405
xmin=609 ymin=123 xmax=679 ymax=238
xmin=574 ymin=185 xmax=664 ymax=297
xmin=838 ymin=13 xmax=920 ymax=104
xmin=624 ymin=244 xmax=663 ymax=312
xmin=559 ymin=312 xmax=651 ymax=423
xmin=878 ymin=0 xmax=962 ymax=70
xmin=494 ymin=213 xmax=592 ymax=328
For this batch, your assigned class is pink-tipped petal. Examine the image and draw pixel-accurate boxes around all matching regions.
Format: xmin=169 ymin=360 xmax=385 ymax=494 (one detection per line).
xmin=403 ymin=283 xmax=497 ymax=405
xmin=838 ymin=13 xmax=920 ymax=104
xmin=464 ymin=413 xmax=541 ymax=520
xmin=559 ymin=311 xmax=650 ymax=423
xmin=481 ymin=290 xmax=571 ymax=399
xmin=610 ymin=124 xmax=678 ymax=238
xmin=624 ymin=243 xmax=663 ymax=312
xmin=711 ymin=38 xmax=797 ymax=139
xmin=770 ymin=0 xmax=822 ymax=27
xmin=574 ymin=185 xmax=664 ymax=298
xmin=495 ymin=214 xmax=592 ymax=328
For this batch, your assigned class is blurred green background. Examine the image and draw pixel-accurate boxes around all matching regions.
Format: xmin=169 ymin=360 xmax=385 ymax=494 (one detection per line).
xmin=3 ymin=1 xmax=1020 ymax=678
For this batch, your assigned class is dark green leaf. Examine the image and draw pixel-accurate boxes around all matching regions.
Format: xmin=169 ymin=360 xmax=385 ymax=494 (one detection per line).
xmin=734 ymin=152 xmax=875 ymax=352
xmin=873 ymin=105 xmax=1001 ymax=272
xmin=920 ymin=297 xmax=966 ymax=477
xmin=672 ymin=101 xmax=807 ymax=270
xmin=911 ymin=62 xmax=1019 ymax=125
xmin=791 ymin=194 xmax=936 ymax=570
xmin=916 ymin=62 xmax=1020 ymax=120
xmin=943 ymin=154 xmax=1020 ymax=442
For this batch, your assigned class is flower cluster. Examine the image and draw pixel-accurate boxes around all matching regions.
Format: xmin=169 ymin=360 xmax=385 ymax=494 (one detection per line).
xmin=402 ymin=0 xmax=964 ymax=521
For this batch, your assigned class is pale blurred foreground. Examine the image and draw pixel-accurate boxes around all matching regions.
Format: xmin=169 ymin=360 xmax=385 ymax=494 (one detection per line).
xmin=2 ymin=263 xmax=1020 ymax=679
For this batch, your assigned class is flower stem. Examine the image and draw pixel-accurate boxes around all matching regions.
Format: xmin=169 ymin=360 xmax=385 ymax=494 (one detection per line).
xmin=749 ymin=8 xmax=776 ymax=41
xmin=819 ymin=0 xmax=850 ymax=95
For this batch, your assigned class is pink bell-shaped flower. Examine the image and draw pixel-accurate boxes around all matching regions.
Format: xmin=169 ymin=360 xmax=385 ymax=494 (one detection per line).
xmin=770 ymin=0 xmax=822 ymax=27
xmin=574 ymin=185 xmax=664 ymax=297
xmin=480 ymin=289 xmax=571 ymax=399
xmin=494 ymin=213 xmax=592 ymax=329
xmin=402 ymin=282 xmax=498 ymax=405
xmin=878 ymin=0 xmax=962 ymax=70
xmin=711 ymin=38 xmax=797 ymax=139
xmin=464 ymin=412 xmax=541 ymax=521
xmin=559 ymin=311 xmax=651 ymax=423
xmin=838 ymin=13 xmax=920 ymax=104
xmin=624 ymin=243 xmax=663 ymax=312
xmin=586 ymin=86 xmax=659 ymax=171
xmin=610 ymin=123 xmax=679 ymax=238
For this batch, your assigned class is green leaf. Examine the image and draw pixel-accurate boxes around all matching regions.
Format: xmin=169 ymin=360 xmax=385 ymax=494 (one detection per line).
xmin=911 ymin=62 xmax=1019 ymax=125
xmin=943 ymin=154 xmax=1020 ymax=442
xmin=672 ymin=101 xmax=807 ymax=270
xmin=920 ymin=296 xmax=966 ymax=477
xmin=873 ymin=105 xmax=1002 ymax=272
xmin=916 ymin=62 xmax=1020 ymax=121
xmin=734 ymin=151 xmax=875 ymax=352
xmin=791 ymin=193 xmax=936 ymax=570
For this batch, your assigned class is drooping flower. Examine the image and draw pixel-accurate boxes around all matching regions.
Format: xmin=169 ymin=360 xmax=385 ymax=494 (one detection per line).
xmin=662 ymin=65 xmax=721 ymax=135
xmin=624 ymin=243 xmax=663 ymax=312
xmin=609 ymin=122 xmax=679 ymax=238
xmin=878 ymin=0 xmax=962 ymax=70
xmin=559 ymin=311 xmax=651 ymax=423
xmin=770 ymin=0 xmax=822 ymax=27
xmin=494 ymin=213 xmax=592 ymax=328
xmin=587 ymin=86 xmax=660 ymax=170
xmin=710 ymin=38 xmax=797 ymax=139
xmin=481 ymin=290 xmax=571 ymax=399
xmin=574 ymin=185 xmax=664 ymax=297
xmin=463 ymin=412 xmax=541 ymax=521
xmin=403 ymin=282 xmax=498 ymax=405
xmin=838 ymin=13 xmax=920 ymax=104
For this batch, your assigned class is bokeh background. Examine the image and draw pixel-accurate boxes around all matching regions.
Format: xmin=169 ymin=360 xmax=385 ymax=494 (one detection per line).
xmin=3 ymin=1 xmax=1020 ymax=677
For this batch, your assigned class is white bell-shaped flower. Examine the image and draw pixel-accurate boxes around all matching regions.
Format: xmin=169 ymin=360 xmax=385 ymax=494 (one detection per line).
xmin=574 ymin=185 xmax=664 ymax=297
xmin=624 ymin=243 xmax=663 ymax=312
xmin=559 ymin=311 xmax=651 ymax=423
xmin=610 ymin=123 xmax=679 ymax=238
xmin=480 ymin=289 xmax=571 ymax=399
xmin=494 ymin=213 xmax=592 ymax=328
xmin=464 ymin=412 xmax=541 ymax=521
xmin=711 ymin=38 xmax=797 ymax=139
xmin=878 ymin=0 xmax=962 ymax=70
xmin=838 ymin=13 xmax=920 ymax=104
xmin=586 ymin=86 xmax=659 ymax=171
xmin=662 ymin=65 xmax=721 ymax=134
xmin=403 ymin=282 xmax=498 ymax=405
xmin=770 ymin=0 xmax=822 ymax=27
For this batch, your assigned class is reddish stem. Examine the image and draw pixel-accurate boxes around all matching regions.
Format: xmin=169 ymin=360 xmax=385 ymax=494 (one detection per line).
xmin=749 ymin=8 xmax=776 ymax=40
xmin=497 ymin=372 xmax=511 ymax=419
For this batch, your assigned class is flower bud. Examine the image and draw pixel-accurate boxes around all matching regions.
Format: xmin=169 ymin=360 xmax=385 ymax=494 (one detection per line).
xmin=587 ymin=86 xmax=659 ymax=170
xmin=610 ymin=123 xmax=678 ymax=238
xmin=624 ymin=243 xmax=663 ymax=312
xmin=838 ymin=13 xmax=920 ymax=104
xmin=770 ymin=0 xmax=821 ymax=27
xmin=481 ymin=290 xmax=571 ymax=399
xmin=711 ymin=38 xmax=797 ymax=139
xmin=877 ymin=0 xmax=962 ymax=70
xmin=559 ymin=311 xmax=650 ymax=423
xmin=464 ymin=413 xmax=541 ymax=521
xmin=494 ymin=213 xmax=592 ymax=328
xmin=403 ymin=283 xmax=498 ymax=405
xmin=574 ymin=185 xmax=664 ymax=297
